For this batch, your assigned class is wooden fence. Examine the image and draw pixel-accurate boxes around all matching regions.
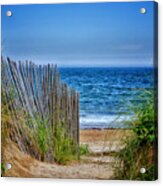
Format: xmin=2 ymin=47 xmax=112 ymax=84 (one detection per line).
xmin=1 ymin=57 xmax=79 ymax=160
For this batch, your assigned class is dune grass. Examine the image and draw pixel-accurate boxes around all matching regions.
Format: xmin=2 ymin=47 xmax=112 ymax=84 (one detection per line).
xmin=1 ymin=88 xmax=80 ymax=167
xmin=114 ymin=90 xmax=157 ymax=180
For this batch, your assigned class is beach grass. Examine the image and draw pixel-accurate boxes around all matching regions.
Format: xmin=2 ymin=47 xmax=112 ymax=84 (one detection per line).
xmin=114 ymin=90 xmax=157 ymax=180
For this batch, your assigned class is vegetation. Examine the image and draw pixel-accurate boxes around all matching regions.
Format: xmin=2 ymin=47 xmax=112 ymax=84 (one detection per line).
xmin=114 ymin=90 xmax=157 ymax=180
xmin=2 ymin=93 xmax=79 ymax=165
xmin=1 ymin=87 xmax=17 ymax=176
xmin=35 ymin=117 xmax=50 ymax=161
xmin=1 ymin=163 xmax=6 ymax=176
xmin=1 ymin=86 xmax=16 ymax=146
xmin=52 ymin=122 xmax=79 ymax=164
xmin=1 ymin=87 xmax=78 ymax=169
xmin=1 ymin=59 xmax=80 ymax=172
xmin=79 ymin=144 xmax=89 ymax=156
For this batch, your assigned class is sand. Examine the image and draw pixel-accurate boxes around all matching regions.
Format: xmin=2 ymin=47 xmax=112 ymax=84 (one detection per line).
xmin=80 ymin=129 xmax=131 ymax=142
xmin=4 ymin=129 xmax=131 ymax=179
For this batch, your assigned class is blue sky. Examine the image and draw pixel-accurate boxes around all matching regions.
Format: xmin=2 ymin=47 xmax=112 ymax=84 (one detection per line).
xmin=2 ymin=2 xmax=156 ymax=67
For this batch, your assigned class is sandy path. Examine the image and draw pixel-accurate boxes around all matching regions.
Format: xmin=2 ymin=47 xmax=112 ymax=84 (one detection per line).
xmin=4 ymin=142 xmax=114 ymax=179
xmin=4 ymin=129 xmax=131 ymax=179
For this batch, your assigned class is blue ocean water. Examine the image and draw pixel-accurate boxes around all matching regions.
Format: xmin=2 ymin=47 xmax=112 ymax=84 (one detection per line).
xmin=59 ymin=68 xmax=154 ymax=129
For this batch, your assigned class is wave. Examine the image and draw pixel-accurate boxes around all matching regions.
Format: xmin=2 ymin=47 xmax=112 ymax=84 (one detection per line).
xmin=80 ymin=114 xmax=135 ymax=129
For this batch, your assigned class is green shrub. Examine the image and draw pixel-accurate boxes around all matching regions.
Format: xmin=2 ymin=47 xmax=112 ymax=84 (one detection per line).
xmin=114 ymin=90 xmax=157 ymax=180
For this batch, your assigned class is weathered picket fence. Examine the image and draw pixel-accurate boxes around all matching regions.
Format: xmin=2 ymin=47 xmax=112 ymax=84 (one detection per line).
xmin=1 ymin=57 xmax=79 ymax=161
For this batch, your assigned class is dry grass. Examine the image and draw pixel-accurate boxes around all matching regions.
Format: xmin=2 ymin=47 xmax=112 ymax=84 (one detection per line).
xmin=80 ymin=129 xmax=132 ymax=142
xmin=3 ymin=140 xmax=35 ymax=177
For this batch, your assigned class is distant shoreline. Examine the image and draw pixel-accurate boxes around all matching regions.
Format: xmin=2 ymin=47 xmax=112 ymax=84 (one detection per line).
xmin=59 ymin=66 xmax=153 ymax=69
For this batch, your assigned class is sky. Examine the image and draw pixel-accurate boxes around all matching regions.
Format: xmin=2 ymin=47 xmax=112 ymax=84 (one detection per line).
xmin=1 ymin=2 xmax=156 ymax=67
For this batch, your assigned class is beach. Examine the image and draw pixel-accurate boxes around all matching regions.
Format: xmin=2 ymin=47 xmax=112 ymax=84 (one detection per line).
xmin=80 ymin=129 xmax=131 ymax=142
xmin=4 ymin=129 xmax=131 ymax=179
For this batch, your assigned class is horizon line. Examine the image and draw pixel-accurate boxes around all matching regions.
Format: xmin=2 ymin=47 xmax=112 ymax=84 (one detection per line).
xmin=58 ymin=66 xmax=154 ymax=68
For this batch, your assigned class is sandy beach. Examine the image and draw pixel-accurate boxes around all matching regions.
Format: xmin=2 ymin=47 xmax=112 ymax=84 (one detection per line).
xmin=80 ymin=129 xmax=131 ymax=142
xmin=4 ymin=129 xmax=131 ymax=179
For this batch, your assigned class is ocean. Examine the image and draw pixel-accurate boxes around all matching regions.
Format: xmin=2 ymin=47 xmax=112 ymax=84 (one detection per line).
xmin=59 ymin=67 xmax=154 ymax=129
